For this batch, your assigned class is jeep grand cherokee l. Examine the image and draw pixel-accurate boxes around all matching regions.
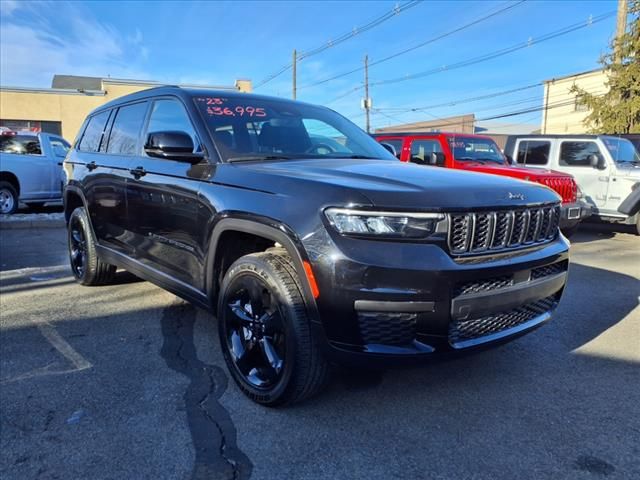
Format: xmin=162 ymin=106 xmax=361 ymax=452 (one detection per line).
xmin=64 ymin=87 xmax=569 ymax=405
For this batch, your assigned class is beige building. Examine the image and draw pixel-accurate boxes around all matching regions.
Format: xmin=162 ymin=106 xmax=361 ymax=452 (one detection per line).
xmin=375 ymin=114 xmax=476 ymax=134
xmin=541 ymin=68 xmax=608 ymax=134
xmin=0 ymin=75 xmax=252 ymax=141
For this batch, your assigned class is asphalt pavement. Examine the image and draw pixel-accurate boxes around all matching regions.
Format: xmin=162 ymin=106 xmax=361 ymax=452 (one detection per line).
xmin=1 ymin=224 xmax=638 ymax=480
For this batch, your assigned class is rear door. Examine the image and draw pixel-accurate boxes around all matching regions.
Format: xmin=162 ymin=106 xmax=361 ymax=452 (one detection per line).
xmin=125 ymin=97 xmax=207 ymax=290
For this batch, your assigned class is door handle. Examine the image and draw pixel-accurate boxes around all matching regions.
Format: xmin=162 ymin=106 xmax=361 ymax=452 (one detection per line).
xmin=130 ymin=166 xmax=146 ymax=179
xmin=86 ymin=161 xmax=97 ymax=171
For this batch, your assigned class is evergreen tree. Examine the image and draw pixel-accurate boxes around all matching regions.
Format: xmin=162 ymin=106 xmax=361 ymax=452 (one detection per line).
xmin=570 ymin=0 xmax=639 ymax=133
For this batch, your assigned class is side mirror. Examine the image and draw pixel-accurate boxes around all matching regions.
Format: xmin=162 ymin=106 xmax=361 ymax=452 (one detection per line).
xmin=144 ymin=131 xmax=204 ymax=163
xmin=430 ymin=151 xmax=445 ymax=166
xmin=380 ymin=142 xmax=398 ymax=158
xmin=588 ymin=154 xmax=606 ymax=170
xmin=505 ymin=154 xmax=514 ymax=165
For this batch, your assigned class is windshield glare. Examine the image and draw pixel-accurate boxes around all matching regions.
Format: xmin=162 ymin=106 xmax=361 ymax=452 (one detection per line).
xmin=448 ymin=136 xmax=505 ymax=164
xmin=193 ymin=95 xmax=396 ymax=162
xmin=602 ymin=137 xmax=640 ymax=163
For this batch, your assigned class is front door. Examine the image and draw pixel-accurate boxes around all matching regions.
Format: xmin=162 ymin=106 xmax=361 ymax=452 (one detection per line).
xmin=557 ymin=140 xmax=609 ymax=211
xmin=125 ymin=97 xmax=206 ymax=290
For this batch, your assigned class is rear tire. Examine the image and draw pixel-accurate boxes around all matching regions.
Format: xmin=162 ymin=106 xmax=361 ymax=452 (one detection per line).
xmin=68 ymin=207 xmax=116 ymax=285
xmin=217 ymin=249 xmax=329 ymax=406
xmin=0 ymin=181 xmax=18 ymax=215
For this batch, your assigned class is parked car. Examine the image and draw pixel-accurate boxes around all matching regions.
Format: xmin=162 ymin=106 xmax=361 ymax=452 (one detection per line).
xmin=0 ymin=131 xmax=70 ymax=214
xmin=64 ymin=87 xmax=569 ymax=405
xmin=372 ymin=132 xmax=588 ymax=235
xmin=504 ymin=134 xmax=640 ymax=235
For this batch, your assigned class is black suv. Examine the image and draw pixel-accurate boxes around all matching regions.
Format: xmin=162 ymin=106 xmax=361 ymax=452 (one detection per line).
xmin=64 ymin=87 xmax=569 ymax=405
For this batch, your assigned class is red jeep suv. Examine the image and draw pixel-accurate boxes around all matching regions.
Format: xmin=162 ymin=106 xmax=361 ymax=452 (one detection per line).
xmin=373 ymin=132 xmax=590 ymax=234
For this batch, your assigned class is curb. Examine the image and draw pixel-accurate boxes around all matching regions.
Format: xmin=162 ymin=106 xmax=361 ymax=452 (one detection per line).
xmin=0 ymin=215 xmax=66 ymax=230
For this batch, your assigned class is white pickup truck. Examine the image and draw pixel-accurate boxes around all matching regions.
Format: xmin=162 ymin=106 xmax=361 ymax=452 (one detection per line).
xmin=504 ymin=134 xmax=640 ymax=235
xmin=0 ymin=132 xmax=70 ymax=214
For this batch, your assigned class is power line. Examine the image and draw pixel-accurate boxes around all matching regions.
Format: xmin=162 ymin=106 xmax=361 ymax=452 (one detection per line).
xmin=370 ymin=95 xmax=604 ymax=131
xmin=371 ymin=11 xmax=616 ymax=87
xmin=299 ymin=0 xmax=527 ymax=90
xmin=328 ymin=10 xmax=616 ymax=102
xmin=254 ymin=0 xmax=422 ymax=89
xmin=376 ymin=83 xmax=542 ymax=112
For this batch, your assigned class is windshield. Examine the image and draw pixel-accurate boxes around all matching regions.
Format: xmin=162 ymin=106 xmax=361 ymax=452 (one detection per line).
xmin=448 ymin=136 xmax=506 ymax=164
xmin=192 ymin=94 xmax=396 ymax=162
xmin=602 ymin=137 xmax=640 ymax=164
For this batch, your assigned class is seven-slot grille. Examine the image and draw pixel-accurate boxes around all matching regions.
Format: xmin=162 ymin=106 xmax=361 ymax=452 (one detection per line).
xmin=448 ymin=205 xmax=560 ymax=255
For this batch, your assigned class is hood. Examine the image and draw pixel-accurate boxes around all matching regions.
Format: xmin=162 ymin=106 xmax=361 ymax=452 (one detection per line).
xmin=458 ymin=162 xmax=572 ymax=180
xmin=220 ymin=158 xmax=561 ymax=210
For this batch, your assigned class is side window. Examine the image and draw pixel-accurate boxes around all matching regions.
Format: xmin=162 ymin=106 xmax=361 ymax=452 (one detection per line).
xmin=0 ymin=135 xmax=42 ymax=155
xmin=380 ymin=139 xmax=403 ymax=158
xmin=146 ymin=99 xmax=199 ymax=151
xmin=78 ymin=111 xmax=110 ymax=153
xmin=516 ymin=140 xmax=550 ymax=165
xmin=410 ymin=139 xmax=442 ymax=164
xmin=106 ymin=102 xmax=148 ymax=155
xmin=50 ymin=139 xmax=70 ymax=158
xmin=559 ymin=141 xmax=601 ymax=167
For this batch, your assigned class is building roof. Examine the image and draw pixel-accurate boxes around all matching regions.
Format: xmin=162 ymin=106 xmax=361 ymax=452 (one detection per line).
xmin=375 ymin=114 xmax=476 ymax=134
xmin=543 ymin=68 xmax=604 ymax=84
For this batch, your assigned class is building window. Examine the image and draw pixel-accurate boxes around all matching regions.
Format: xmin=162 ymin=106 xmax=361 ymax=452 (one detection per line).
xmin=0 ymin=119 xmax=62 ymax=136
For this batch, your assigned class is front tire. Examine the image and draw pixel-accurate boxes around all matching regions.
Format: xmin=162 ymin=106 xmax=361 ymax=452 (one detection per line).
xmin=0 ymin=181 xmax=18 ymax=214
xmin=68 ymin=207 xmax=116 ymax=285
xmin=217 ymin=250 xmax=329 ymax=406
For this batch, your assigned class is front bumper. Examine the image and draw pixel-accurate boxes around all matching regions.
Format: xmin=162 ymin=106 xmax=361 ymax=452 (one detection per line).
xmin=559 ymin=201 xmax=592 ymax=229
xmin=305 ymin=232 xmax=570 ymax=367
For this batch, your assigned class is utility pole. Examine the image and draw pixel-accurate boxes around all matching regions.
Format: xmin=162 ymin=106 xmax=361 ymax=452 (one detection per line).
xmin=615 ymin=0 xmax=628 ymax=62
xmin=364 ymin=54 xmax=371 ymax=134
xmin=292 ymin=49 xmax=297 ymax=100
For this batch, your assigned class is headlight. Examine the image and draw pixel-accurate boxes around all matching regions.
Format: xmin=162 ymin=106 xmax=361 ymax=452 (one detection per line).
xmin=324 ymin=208 xmax=446 ymax=238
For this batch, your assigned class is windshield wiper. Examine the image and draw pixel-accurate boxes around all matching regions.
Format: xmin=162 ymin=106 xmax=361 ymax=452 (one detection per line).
xmin=227 ymin=155 xmax=294 ymax=163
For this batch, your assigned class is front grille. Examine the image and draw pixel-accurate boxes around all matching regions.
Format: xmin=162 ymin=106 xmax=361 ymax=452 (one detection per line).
xmin=358 ymin=312 xmax=417 ymax=346
xmin=537 ymin=177 xmax=577 ymax=204
xmin=449 ymin=295 xmax=558 ymax=346
xmin=531 ymin=261 xmax=567 ymax=280
xmin=448 ymin=205 xmax=560 ymax=255
xmin=454 ymin=275 xmax=513 ymax=297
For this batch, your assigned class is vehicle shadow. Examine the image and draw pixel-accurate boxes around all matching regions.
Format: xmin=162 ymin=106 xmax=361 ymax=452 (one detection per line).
xmin=570 ymin=221 xmax=637 ymax=243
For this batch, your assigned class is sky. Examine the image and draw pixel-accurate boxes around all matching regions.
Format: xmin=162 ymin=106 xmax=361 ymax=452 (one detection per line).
xmin=0 ymin=0 xmax=620 ymax=132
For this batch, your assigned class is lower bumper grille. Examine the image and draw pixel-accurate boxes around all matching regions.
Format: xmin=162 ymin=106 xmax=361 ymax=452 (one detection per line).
xmin=449 ymin=295 xmax=558 ymax=347
xmin=358 ymin=312 xmax=417 ymax=346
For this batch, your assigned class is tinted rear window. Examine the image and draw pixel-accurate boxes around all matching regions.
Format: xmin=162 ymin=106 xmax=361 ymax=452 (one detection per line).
xmin=79 ymin=111 xmax=111 ymax=152
xmin=106 ymin=102 xmax=148 ymax=155
xmin=516 ymin=140 xmax=550 ymax=165
xmin=0 ymin=135 xmax=42 ymax=155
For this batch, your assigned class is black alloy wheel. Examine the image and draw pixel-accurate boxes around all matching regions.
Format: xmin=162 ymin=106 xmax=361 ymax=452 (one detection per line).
xmin=224 ymin=274 xmax=287 ymax=390
xmin=218 ymin=250 xmax=330 ymax=406
xmin=67 ymin=207 xmax=116 ymax=286
xmin=69 ymin=214 xmax=87 ymax=278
